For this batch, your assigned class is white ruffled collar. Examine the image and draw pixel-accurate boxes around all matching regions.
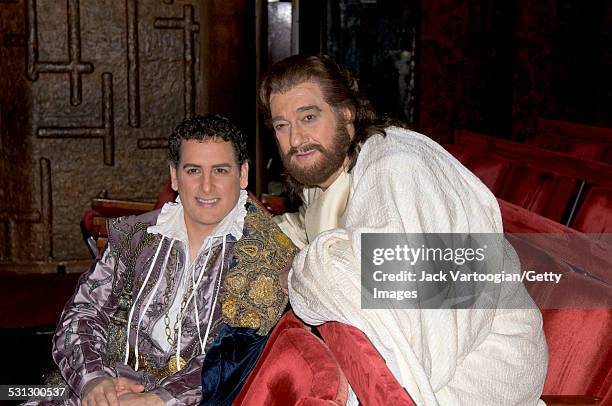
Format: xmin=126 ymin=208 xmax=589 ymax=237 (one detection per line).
xmin=147 ymin=189 xmax=248 ymax=245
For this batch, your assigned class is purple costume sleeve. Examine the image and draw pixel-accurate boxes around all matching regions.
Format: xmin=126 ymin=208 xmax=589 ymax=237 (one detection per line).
xmin=151 ymin=354 xmax=206 ymax=405
xmin=53 ymin=243 xmax=210 ymax=405
xmin=52 ymin=246 xmax=122 ymax=397
xmin=113 ymin=355 xmax=206 ymax=405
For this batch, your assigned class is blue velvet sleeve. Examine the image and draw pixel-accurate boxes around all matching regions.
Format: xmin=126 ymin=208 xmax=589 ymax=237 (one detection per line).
xmin=199 ymin=324 xmax=269 ymax=406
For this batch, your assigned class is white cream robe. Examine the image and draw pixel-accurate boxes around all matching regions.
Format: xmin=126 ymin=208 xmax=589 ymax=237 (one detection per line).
xmin=275 ymin=127 xmax=548 ymax=406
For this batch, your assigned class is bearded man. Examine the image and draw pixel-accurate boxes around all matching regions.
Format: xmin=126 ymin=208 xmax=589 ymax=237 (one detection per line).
xmin=259 ymin=54 xmax=547 ymax=406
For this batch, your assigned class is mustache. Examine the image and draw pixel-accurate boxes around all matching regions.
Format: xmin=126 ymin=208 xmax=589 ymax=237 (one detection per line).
xmin=287 ymin=144 xmax=324 ymax=157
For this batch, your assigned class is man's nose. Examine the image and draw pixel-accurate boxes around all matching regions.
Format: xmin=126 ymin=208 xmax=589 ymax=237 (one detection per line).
xmin=289 ymin=124 xmax=306 ymax=148
xmin=200 ymin=172 xmax=213 ymax=193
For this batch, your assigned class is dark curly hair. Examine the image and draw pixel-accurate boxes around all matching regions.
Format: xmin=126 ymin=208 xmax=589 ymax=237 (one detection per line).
xmin=167 ymin=114 xmax=249 ymax=167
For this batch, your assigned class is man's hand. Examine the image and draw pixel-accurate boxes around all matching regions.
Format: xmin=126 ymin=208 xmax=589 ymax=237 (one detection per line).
xmin=81 ymin=377 xmax=144 ymax=406
xmin=114 ymin=378 xmax=145 ymax=397
xmin=118 ymin=392 xmax=164 ymax=406
xmin=279 ymin=266 xmax=290 ymax=294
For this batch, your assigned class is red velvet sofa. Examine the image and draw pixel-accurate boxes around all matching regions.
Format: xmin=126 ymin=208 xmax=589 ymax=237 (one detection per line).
xmin=72 ymin=184 xmax=611 ymax=405
xmin=235 ymin=199 xmax=610 ymax=405
xmin=532 ymin=118 xmax=612 ymax=163
xmin=233 ymin=310 xmax=348 ymax=405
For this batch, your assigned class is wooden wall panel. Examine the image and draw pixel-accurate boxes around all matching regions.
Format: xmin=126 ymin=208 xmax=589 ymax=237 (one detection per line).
xmin=0 ymin=0 xmax=203 ymax=271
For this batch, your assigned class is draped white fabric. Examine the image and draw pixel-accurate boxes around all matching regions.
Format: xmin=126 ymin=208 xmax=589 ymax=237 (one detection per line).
xmin=277 ymin=127 xmax=548 ymax=406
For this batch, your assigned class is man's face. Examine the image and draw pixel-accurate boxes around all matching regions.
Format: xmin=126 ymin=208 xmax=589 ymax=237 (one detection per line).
xmin=269 ymin=81 xmax=352 ymax=189
xmin=170 ymin=139 xmax=248 ymax=241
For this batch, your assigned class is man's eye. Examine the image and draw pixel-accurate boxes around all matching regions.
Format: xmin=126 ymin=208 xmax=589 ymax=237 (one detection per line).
xmin=214 ymin=168 xmax=229 ymax=174
xmin=274 ymin=123 xmax=287 ymax=131
xmin=303 ymin=114 xmax=316 ymax=121
xmin=186 ymin=168 xmax=199 ymax=175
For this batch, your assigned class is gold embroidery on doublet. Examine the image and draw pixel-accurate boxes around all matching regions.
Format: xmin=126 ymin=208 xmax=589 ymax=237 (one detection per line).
xmin=221 ymin=200 xmax=297 ymax=335
xmin=126 ymin=352 xmax=187 ymax=380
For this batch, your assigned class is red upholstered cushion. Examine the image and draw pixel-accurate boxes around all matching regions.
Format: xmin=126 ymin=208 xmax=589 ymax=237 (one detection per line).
xmin=500 ymin=203 xmax=612 ymax=403
xmin=467 ymin=154 xmax=511 ymax=194
xmin=234 ymin=311 xmax=348 ymax=406
xmin=499 ymin=165 xmax=577 ymax=222
xmin=602 ymin=147 xmax=612 ymax=165
xmin=499 ymin=199 xmax=575 ymax=234
xmin=563 ymin=139 xmax=606 ymax=161
xmin=318 ymin=323 xmax=415 ymax=406
xmin=532 ymin=133 xmax=606 ymax=161
xmin=572 ymin=187 xmax=612 ymax=237
xmin=443 ymin=144 xmax=476 ymax=165
xmin=247 ymin=191 xmax=273 ymax=218
xmin=154 ymin=179 xmax=178 ymax=209
xmin=81 ymin=209 xmax=106 ymax=238
xmin=530 ymin=133 xmax=564 ymax=152
xmin=541 ymin=309 xmax=612 ymax=403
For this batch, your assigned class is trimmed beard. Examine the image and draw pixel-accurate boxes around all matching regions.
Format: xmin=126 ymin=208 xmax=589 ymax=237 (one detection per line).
xmin=279 ymin=120 xmax=351 ymax=188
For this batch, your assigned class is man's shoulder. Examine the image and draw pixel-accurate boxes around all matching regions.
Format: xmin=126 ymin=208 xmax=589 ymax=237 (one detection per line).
xmin=244 ymin=197 xmax=272 ymax=219
xmin=370 ymin=125 xmax=441 ymax=150
xmin=243 ymin=198 xmax=293 ymax=241
xmin=225 ymin=197 xmax=296 ymax=335
xmin=359 ymin=126 xmax=448 ymax=168
xmin=242 ymin=197 xmax=298 ymax=267
xmin=107 ymin=209 xmax=162 ymax=253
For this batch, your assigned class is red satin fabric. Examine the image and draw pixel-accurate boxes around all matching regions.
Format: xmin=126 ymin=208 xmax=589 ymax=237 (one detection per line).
xmin=234 ymin=311 xmax=348 ymax=406
xmin=315 ymin=274 xmax=611 ymax=406
xmin=318 ymin=323 xmax=415 ymax=406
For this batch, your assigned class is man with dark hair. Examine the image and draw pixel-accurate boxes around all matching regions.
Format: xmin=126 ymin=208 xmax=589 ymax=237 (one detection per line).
xmin=260 ymin=55 xmax=547 ymax=405
xmin=42 ymin=114 xmax=296 ymax=405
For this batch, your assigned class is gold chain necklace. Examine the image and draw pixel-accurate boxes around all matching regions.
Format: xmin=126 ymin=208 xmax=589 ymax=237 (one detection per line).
xmin=158 ymin=248 xmax=194 ymax=372
xmin=161 ymin=244 xmax=220 ymax=372
xmin=164 ymin=283 xmax=193 ymax=347
xmin=162 ymin=250 xmax=193 ymax=348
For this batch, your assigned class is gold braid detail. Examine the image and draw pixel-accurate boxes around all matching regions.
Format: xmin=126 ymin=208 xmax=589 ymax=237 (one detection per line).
xmin=105 ymin=220 xmax=159 ymax=367
xmin=221 ymin=199 xmax=298 ymax=335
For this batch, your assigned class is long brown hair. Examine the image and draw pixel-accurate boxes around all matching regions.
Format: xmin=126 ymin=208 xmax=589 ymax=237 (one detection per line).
xmin=259 ymin=54 xmax=392 ymax=179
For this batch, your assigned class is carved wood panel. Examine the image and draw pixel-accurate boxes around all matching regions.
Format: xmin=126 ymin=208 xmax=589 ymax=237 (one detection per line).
xmin=0 ymin=1 xmax=202 ymax=270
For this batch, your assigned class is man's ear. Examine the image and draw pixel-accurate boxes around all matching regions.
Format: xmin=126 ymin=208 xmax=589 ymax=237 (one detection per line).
xmin=341 ymin=106 xmax=353 ymax=123
xmin=240 ymin=161 xmax=249 ymax=189
xmin=169 ymin=165 xmax=179 ymax=191
xmin=342 ymin=107 xmax=356 ymax=138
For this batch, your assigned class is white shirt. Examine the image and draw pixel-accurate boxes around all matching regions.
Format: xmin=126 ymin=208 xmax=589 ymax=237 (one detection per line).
xmin=147 ymin=190 xmax=248 ymax=351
